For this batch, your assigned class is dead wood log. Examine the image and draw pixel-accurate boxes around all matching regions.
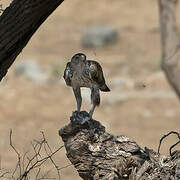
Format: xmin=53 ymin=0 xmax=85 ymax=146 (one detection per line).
xmin=0 ymin=0 xmax=64 ymax=81
xmin=59 ymin=111 xmax=180 ymax=180
xmin=158 ymin=0 xmax=180 ymax=98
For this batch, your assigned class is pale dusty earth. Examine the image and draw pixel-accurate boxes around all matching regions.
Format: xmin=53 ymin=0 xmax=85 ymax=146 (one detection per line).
xmin=0 ymin=0 xmax=180 ymax=179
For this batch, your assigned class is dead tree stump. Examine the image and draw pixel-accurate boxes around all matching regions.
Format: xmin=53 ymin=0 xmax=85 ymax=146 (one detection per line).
xmin=59 ymin=111 xmax=180 ymax=180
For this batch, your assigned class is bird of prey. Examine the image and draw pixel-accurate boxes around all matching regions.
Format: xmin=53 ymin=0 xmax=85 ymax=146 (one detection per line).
xmin=63 ymin=53 xmax=110 ymax=118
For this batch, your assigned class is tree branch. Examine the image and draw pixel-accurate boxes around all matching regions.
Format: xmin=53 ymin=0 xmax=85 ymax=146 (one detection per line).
xmin=9 ymin=130 xmax=64 ymax=180
xmin=158 ymin=0 xmax=180 ymax=98
xmin=0 ymin=0 xmax=64 ymax=81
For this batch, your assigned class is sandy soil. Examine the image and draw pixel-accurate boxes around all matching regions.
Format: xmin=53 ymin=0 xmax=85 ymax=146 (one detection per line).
xmin=0 ymin=0 xmax=180 ymax=179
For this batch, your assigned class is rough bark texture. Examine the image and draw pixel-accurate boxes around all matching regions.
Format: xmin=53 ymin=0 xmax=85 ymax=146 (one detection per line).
xmin=158 ymin=0 xmax=180 ymax=98
xmin=59 ymin=111 xmax=180 ymax=180
xmin=0 ymin=0 xmax=64 ymax=81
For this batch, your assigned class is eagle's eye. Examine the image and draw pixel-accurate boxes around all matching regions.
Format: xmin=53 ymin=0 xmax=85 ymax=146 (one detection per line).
xmin=80 ymin=55 xmax=86 ymax=61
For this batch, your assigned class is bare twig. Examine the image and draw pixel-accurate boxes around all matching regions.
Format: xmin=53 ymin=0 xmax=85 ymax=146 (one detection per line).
xmin=58 ymin=164 xmax=72 ymax=171
xmin=169 ymin=140 xmax=180 ymax=156
xmin=22 ymin=151 xmax=29 ymax=172
xmin=0 ymin=157 xmax=10 ymax=178
xmin=158 ymin=131 xmax=180 ymax=156
xmin=19 ymin=143 xmax=63 ymax=179
xmin=41 ymin=131 xmax=61 ymax=180
xmin=0 ymin=170 xmax=9 ymax=178
xmin=10 ymin=129 xmax=22 ymax=179
xmin=9 ymin=130 xmax=65 ymax=180
xmin=35 ymin=168 xmax=41 ymax=180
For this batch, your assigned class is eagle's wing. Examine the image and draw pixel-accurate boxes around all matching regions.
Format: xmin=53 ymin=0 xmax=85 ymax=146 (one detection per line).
xmin=86 ymin=60 xmax=110 ymax=92
xmin=86 ymin=60 xmax=104 ymax=85
xmin=63 ymin=62 xmax=73 ymax=86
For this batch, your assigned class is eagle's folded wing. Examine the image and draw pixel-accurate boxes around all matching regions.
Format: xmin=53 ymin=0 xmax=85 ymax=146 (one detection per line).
xmin=87 ymin=60 xmax=105 ymax=86
xmin=63 ymin=62 xmax=73 ymax=86
xmin=87 ymin=60 xmax=110 ymax=92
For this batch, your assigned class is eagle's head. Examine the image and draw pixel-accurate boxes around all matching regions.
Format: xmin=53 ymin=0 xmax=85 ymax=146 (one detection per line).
xmin=71 ymin=53 xmax=86 ymax=65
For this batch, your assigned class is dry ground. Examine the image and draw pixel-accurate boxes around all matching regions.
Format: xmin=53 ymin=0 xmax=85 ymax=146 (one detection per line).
xmin=0 ymin=0 xmax=180 ymax=179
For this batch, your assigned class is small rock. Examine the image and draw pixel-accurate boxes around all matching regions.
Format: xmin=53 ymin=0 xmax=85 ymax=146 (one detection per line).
xmin=82 ymin=26 xmax=118 ymax=48
xmin=14 ymin=60 xmax=48 ymax=83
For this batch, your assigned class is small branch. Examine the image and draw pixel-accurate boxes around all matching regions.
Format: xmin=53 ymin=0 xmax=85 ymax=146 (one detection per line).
xmin=9 ymin=130 xmax=64 ymax=180
xmin=22 ymin=151 xmax=29 ymax=172
xmin=42 ymin=131 xmax=61 ymax=180
xmin=58 ymin=164 xmax=72 ymax=171
xmin=10 ymin=129 xmax=21 ymax=179
xmin=19 ymin=142 xmax=63 ymax=179
xmin=158 ymin=131 xmax=180 ymax=155
xmin=0 ymin=171 xmax=9 ymax=178
xmin=0 ymin=0 xmax=64 ymax=81
xmin=35 ymin=168 xmax=41 ymax=180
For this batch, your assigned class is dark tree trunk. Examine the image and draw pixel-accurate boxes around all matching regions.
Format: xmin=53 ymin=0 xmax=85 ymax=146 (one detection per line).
xmin=158 ymin=0 xmax=180 ymax=98
xmin=0 ymin=0 xmax=64 ymax=81
xmin=59 ymin=111 xmax=180 ymax=180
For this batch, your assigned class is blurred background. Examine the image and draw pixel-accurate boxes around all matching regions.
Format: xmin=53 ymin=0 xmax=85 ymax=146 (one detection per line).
xmin=0 ymin=0 xmax=180 ymax=179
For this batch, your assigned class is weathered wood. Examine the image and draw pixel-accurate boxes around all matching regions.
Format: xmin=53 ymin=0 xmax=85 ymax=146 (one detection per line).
xmin=59 ymin=111 xmax=180 ymax=180
xmin=158 ymin=0 xmax=180 ymax=98
xmin=0 ymin=0 xmax=64 ymax=81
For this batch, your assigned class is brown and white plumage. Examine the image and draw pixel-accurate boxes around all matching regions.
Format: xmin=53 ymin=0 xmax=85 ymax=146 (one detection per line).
xmin=63 ymin=53 xmax=110 ymax=117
